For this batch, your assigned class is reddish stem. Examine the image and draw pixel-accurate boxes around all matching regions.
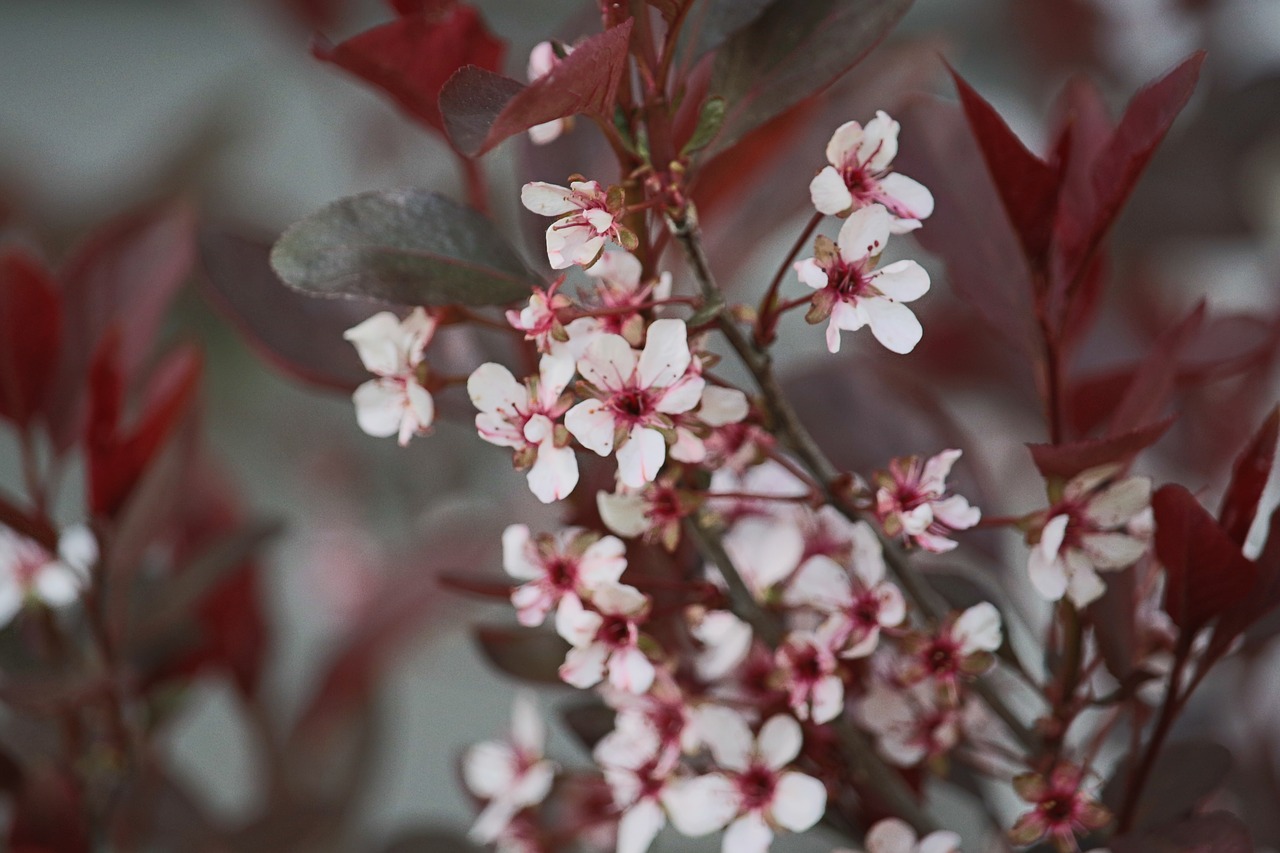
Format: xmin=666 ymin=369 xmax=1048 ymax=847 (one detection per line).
xmin=755 ymin=212 xmax=823 ymax=345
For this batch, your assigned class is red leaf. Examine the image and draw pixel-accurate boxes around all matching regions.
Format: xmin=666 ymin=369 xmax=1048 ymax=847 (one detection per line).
xmin=948 ymin=67 xmax=1062 ymax=267
xmin=1028 ymin=418 xmax=1172 ymax=482
xmin=1054 ymin=53 xmax=1205 ymax=291
xmin=440 ymin=21 xmax=635 ymax=157
xmin=1111 ymin=811 xmax=1253 ymax=853
xmin=49 ymin=201 xmax=197 ymax=450
xmin=1108 ymin=302 xmax=1204 ymax=436
xmin=1154 ymin=484 xmax=1258 ymax=634
xmin=86 ymin=337 xmax=203 ymax=518
xmin=0 ymin=249 xmax=61 ymax=428
xmin=314 ymin=4 xmax=506 ymax=139
xmin=474 ymin=625 xmax=569 ymax=684
xmin=8 ymin=767 xmax=90 ymax=853
xmin=1219 ymin=406 xmax=1280 ymax=547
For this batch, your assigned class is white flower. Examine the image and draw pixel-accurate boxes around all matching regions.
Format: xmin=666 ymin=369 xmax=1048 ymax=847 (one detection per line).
xmin=1027 ymin=466 xmax=1152 ymax=608
xmin=556 ymin=582 xmax=655 ymax=694
xmin=501 ymin=524 xmax=627 ymax=628
xmin=720 ymin=515 xmax=805 ymax=598
xmin=665 ymin=712 xmax=827 ymax=853
xmin=784 ymin=522 xmax=906 ymax=659
xmin=670 ymin=384 xmax=751 ymax=465
xmin=775 ymin=631 xmax=844 ymax=724
xmin=835 ymin=817 xmax=961 ymax=853
xmin=856 ymin=678 xmax=962 ymax=767
xmin=796 ymin=205 xmax=930 ymax=354
xmin=469 ymin=355 xmax=579 ymax=503
xmin=521 ymin=180 xmax=625 ymax=269
xmin=526 ymin=42 xmax=574 ymax=144
xmin=902 ymin=602 xmax=1003 ymax=697
xmin=809 ymin=111 xmax=934 ymax=232
xmin=0 ymin=525 xmax=94 ymax=625
xmin=690 ymin=609 xmax=754 ymax=681
xmin=463 ymin=691 xmax=557 ymax=844
xmin=565 ymin=319 xmax=706 ymax=488
xmin=343 ymin=308 xmax=437 ymax=446
xmin=595 ymin=714 xmax=680 ymax=853
xmin=579 ymin=251 xmax=674 ymax=346
xmin=875 ymin=449 xmax=981 ymax=553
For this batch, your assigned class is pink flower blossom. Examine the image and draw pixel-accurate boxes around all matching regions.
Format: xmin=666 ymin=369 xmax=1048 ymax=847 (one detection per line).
xmin=469 ymin=355 xmax=578 ymax=503
xmin=0 ymin=525 xmax=94 ymax=626
xmin=505 ymin=280 xmax=574 ymax=354
xmin=597 ymin=477 xmax=694 ymax=551
xmin=343 ymin=308 xmax=437 ymax=446
xmin=501 ymin=524 xmax=627 ymax=628
xmin=666 ymin=711 xmax=827 ymax=853
xmin=1026 ymin=466 xmax=1152 ymax=608
xmin=565 ymin=319 xmax=706 ymax=488
xmin=835 ymin=817 xmax=961 ymax=853
xmin=522 ymin=180 xmax=626 ymax=269
xmin=774 ymin=630 xmax=844 ymax=724
xmin=809 ymin=111 xmax=934 ymax=232
xmin=784 ymin=522 xmax=906 ymax=659
xmin=795 ymin=204 xmax=930 ymax=354
xmin=902 ymin=603 xmax=1003 ymax=697
xmin=856 ymin=677 xmax=964 ymax=767
xmin=463 ymin=691 xmax=557 ymax=845
xmin=875 ymin=449 xmax=981 ymax=553
xmin=594 ymin=711 xmax=681 ymax=853
xmin=1008 ymin=765 xmax=1110 ymax=850
xmin=578 ymin=251 xmax=674 ymax=346
xmin=526 ymin=42 xmax=574 ymax=144
xmin=670 ymin=385 xmax=751 ymax=466
xmin=557 ymin=582 xmax=656 ymax=694
xmin=689 ymin=609 xmax=754 ymax=681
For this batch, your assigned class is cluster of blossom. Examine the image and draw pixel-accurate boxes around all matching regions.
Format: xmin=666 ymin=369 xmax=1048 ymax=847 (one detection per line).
xmin=331 ymin=108 xmax=1133 ymax=852
xmin=0 ymin=524 xmax=96 ymax=628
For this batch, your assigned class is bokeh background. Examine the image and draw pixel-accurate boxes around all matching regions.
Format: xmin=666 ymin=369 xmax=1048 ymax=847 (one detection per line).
xmin=3 ymin=0 xmax=1280 ymax=849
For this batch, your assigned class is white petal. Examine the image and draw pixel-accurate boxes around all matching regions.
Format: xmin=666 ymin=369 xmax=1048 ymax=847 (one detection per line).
xmin=343 ymin=312 xmax=405 ymax=376
xmin=352 ymin=380 xmax=405 ymax=438
xmin=527 ymin=442 xmax=579 ymax=503
xmin=587 ymin=250 xmax=643 ymax=288
xmin=872 ymin=260 xmax=930 ymax=303
xmin=878 ymin=172 xmax=934 ymax=221
xmin=638 ymin=319 xmax=693 ymax=388
xmin=795 ymin=257 xmax=830 ymax=290
xmin=1028 ymin=550 xmax=1069 ymax=602
xmin=521 ymin=182 xmax=579 ymax=216
xmin=34 ymin=564 xmax=80 ymax=606
xmin=810 ymin=676 xmax=844 ymax=725
xmin=502 ymin=525 xmax=537 ymax=580
xmin=722 ymin=813 xmax=773 ymax=853
xmin=510 ymin=690 xmax=545 ymax=753
xmin=850 ymin=521 xmax=887 ymax=585
xmin=578 ymin=334 xmax=638 ymax=391
xmin=617 ymin=426 xmax=667 ymax=487
xmin=859 ymin=111 xmax=900 ymax=172
xmin=662 ymin=774 xmax=739 ymax=836
xmin=699 ymin=386 xmax=749 ymax=426
xmin=866 ymin=817 xmax=917 ymax=853
xmin=954 ymin=602 xmax=1002 ymax=653
xmin=862 ymin=297 xmax=923 ymax=354
xmin=512 ymin=760 xmax=555 ymax=808
xmin=758 ymin=714 xmax=803 ymax=769
xmin=538 ymin=353 xmax=576 ymax=400
xmin=527 ymin=41 xmax=557 ymax=80
xmin=527 ymin=119 xmax=564 ymax=145
xmin=463 ymin=741 xmax=517 ymax=798
xmin=1065 ymin=557 xmax=1107 ymax=608
xmin=697 ymin=706 xmax=753 ymax=771
xmin=56 ymin=524 xmax=97 ymax=573
xmin=836 ymin=204 xmax=893 ymax=263
xmin=560 ymin=643 xmax=609 ymax=688
xmin=770 ymin=771 xmax=827 ymax=831
xmin=1083 ymin=532 xmax=1147 ymax=569
xmin=598 ymin=491 xmax=649 ymax=538
xmin=723 ymin=518 xmax=805 ymax=593
xmin=618 ymin=797 xmax=665 ymax=853
xmin=655 ymin=375 xmax=705 ymax=415
xmin=608 ymin=646 xmax=656 ymax=694
xmin=469 ymin=795 xmax=519 ymax=844
xmin=919 ymin=831 xmax=963 ymax=853
xmin=810 ymin=166 xmax=854 ymax=216
xmin=1084 ymin=477 xmax=1152 ymax=528
xmin=403 ymin=381 xmax=435 ymax=434
xmin=565 ymin=399 xmax=617 ymax=456
xmin=555 ymin=594 xmax=603 ymax=647
xmin=784 ymin=555 xmax=853 ymax=611
xmin=825 ymin=120 xmax=865 ymax=167
xmin=579 ymin=536 xmax=628 ymax=588
xmin=932 ymin=495 xmax=981 ymax=530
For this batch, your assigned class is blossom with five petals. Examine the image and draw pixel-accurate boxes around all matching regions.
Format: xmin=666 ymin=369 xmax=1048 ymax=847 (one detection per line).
xmin=0 ymin=525 xmax=95 ymax=626
xmin=875 ymin=449 xmax=981 ymax=553
xmin=565 ymin=319 xmax=706 ymax=488
xmin=795 ymin=204 xmax=930 ymax=354
xmin=463 ymin=691 xmax=557 ymax=845
xmin=557 ymin=582 xmax=655 ymax=694
xmin=343 ymin=308 xmax=437 ymax=446
xmin=521 ymin=180 xmax=628 ymax=269
xmin=809 ymin=111 xmax=934 ymax=232
xmin=501 ymin=524 xmax=627 ymax=628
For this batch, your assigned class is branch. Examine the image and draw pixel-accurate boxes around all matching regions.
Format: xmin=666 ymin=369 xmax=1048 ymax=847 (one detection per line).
xmin=669 ymin=210 xmax=1040 ymax=753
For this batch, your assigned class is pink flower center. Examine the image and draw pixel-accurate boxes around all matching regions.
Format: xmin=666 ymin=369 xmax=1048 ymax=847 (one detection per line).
xmin=610 ymin=387 xmax=656 ymax=422
xmin=789 ymin=644 xmax=825 ymax=683
xmin=737 ymin=764 xmax=778 ymax=811
xmin=545 ymin=557 xmax=577 ymax=591
xmin=598 ymin=614 xmax=636 ymax=648
xmin=923 ymin=636 xmax=961 ymax=677
xmin=825 ymin=258 xmax=877 ymax=300
xmin=851 ymin=592 xmax=883 ymax=628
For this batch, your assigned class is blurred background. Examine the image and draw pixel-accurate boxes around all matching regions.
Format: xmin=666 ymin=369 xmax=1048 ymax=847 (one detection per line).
xmin=2 ymin=0 xmax=1280 ymax=849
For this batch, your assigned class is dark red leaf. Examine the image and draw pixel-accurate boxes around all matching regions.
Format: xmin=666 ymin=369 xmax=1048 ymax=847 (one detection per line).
xmin=313 ymin=3 xmax=505 ymax=139
xmin=1111 ymin=811 xmax=1254 ymax=853
xmin=86 ymin=337 xmax=203 ymax=518
xmin=1054 ymin=53 xmax=1205 ymax=292
xmin=1219 ymin=406 xmax=1280 ymax=546
xmin=1211 ymin=509 xmax=1280 ymax=662
xmin=0 ymin=492 xmax=57 ymax=551
xmin=8 ymin=767 xmax=90 ymax=853
xmin=896 ymin=95 xmax=1040 ymax=355
xmin=948 ymin=66 xmax=1061 ymax=267
xmin=1154 ymin=484 xmax=1258 ymax=634
xmin=474 ymin=625 xmax=569 ymax=685
xmin=1028 ymin=419 xmax=1172 ymax=482
xmin=49 ymin=201 xmax=197 ymax=450
xmin=1104 ymin=740 xmax=1233 ymax=832
xmin=0 ymin=250 xmax=61 ymax=428
xmin=440 ymin=21 xmax=635 ymax=157
xmin=439 ymin=572 xmax=513 ymax=599
xmin=1108 ymin=302 xmax=1204 ymax=436
xmin=198 ymin=228 xmax=374 ymax=392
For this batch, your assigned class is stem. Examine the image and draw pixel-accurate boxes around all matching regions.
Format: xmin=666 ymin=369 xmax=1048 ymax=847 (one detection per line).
xmin=1116 ymin=637 xmax=1190 ymax=832
xmin=19 ymin=427 xmax=46 ymax=516
xmin=756 ymin=212 xmax=822 ymax=345
xmin=684 ymin=513 xmax=939 ymax=835
xmin=460 ymin=156 xmax=490 ymax=217
xmin=669 ymin=211 xmax=1040 ymax=752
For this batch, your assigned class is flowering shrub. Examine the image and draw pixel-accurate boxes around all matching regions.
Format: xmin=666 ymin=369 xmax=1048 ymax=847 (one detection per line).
xmin=7 ymin=1 xmax=1280 ymax=851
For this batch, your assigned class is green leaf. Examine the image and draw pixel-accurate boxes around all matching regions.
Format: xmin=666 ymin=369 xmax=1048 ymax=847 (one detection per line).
xmin=707 ymin=0 xmax=914 ymax=156
xmin=682 ymin=96 xmax=728 ymax=157
xmin=270 ymin=189 xmax=539 ymax=307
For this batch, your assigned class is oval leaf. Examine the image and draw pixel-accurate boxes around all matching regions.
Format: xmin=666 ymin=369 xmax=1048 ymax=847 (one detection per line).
xmin=270 ymin=189 xmax=540 ymax=306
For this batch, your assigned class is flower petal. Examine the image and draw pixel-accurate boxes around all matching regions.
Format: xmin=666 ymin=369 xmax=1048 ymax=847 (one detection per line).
xmin=617 ymin=797 xmax=665 ymax=853
xmin=578 ymin=334 xmax=638 ymax=391
xmin=565 ymin=399 xmax=617 ymax=456
xmin=872 ymin=259 xmax=930 ymax=302
xmin=527 ymin=442 xmax=579 ymax=503
xmin=954 ymin=602 xmax=1002 ymax=653
xmin=699 ymin=386 xmax=749 ymax=426
xmin=617 ymin=426 xmax=667 ymax=487
xmin=723 ymin=812 xmax=773 ymax=853
xmin=866 ymin=817 xmax=917 ymax=853
xmin=662 ymin=774 xmax=739 ymax=836
xmin=862 ymin=297 xmax=923 ymax=354
xmin=878 ymin=172 xmax=934 ymax=221
xmin=352 ymin=379 xmax=405 ymax=438
xmin=468 ymin=362 xmax=526 ymax=416
xmin=825 ymin=120 xmax=865 ymax=167
xmin=598 ymin=490 xmax=649 ymax=538
xmin=795 ymin=257 xmax=830 ymax=290
xmin=810 ymin=166 xmax=854 ymax=216
xmin=771 ymin=771 xmax=827 ymax=831
xmin=837 ymin=204 xmax=892 ymax=263
xmin=638 ymin=319 xmax=692 ymax=388
xmin=758 ymin=714 xmax=803 ymax=769
xmin=521 ymin=181 xmax=579 ymax=215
